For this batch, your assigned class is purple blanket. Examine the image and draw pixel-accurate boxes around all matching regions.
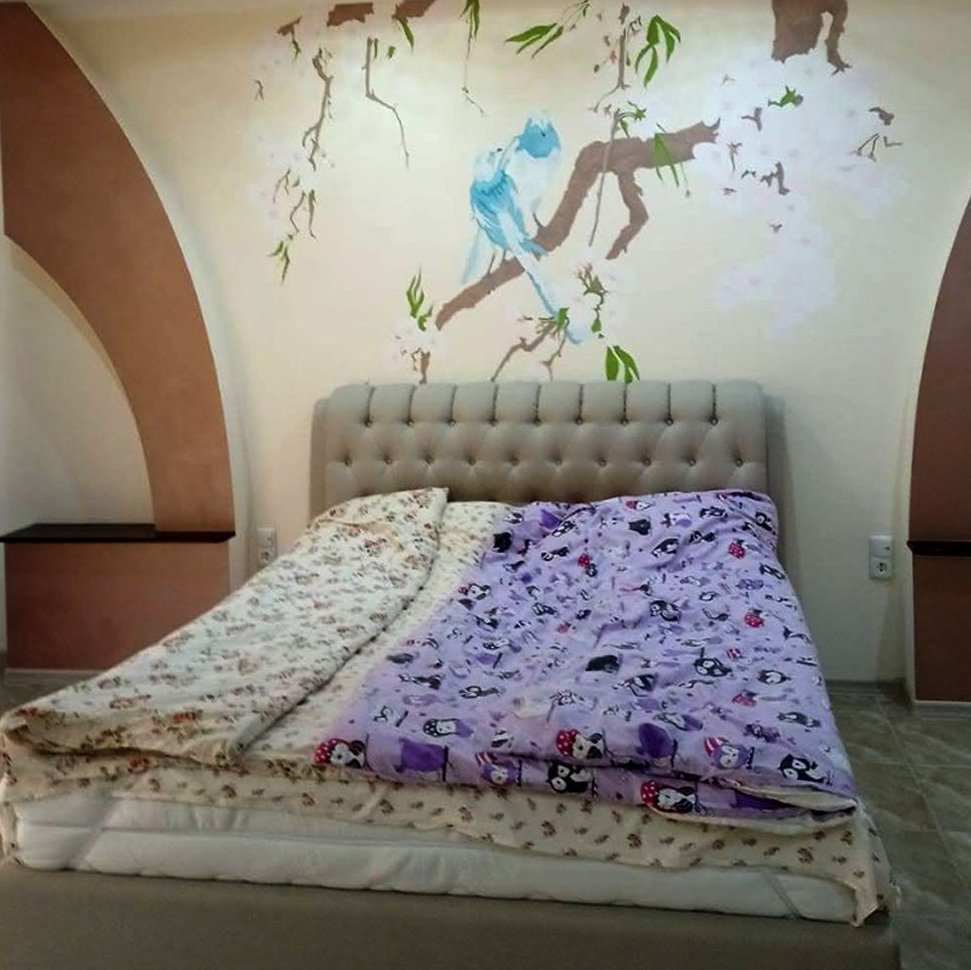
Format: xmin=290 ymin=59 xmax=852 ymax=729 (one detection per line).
xmin=314 ymin=491 xmax=857 ymax=824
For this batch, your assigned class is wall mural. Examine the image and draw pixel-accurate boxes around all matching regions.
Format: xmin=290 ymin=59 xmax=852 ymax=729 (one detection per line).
xmin=251 ymin=0 xmax=903 ymax=383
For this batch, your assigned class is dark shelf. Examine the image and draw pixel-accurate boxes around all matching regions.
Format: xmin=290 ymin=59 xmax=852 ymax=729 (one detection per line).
xmin=908 ymin=539 xmax=971 ymax=558
xmin=0 ymin=523 xmax=235 ymax=544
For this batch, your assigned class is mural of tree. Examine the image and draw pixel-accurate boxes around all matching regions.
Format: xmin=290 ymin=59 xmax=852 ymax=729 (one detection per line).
xmin=252 ymin=0 xmax=902 ymax=379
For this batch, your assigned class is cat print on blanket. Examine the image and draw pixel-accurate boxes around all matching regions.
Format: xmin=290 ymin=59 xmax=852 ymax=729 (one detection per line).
xmin=315 ymin=490 xmax=857 ymax=825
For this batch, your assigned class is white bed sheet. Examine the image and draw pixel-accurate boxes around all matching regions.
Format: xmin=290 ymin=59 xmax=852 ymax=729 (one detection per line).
xmin=14 ymin=792 xmax=856 ymax=923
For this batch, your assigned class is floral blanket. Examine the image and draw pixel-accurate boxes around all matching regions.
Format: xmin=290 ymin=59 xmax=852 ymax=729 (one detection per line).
xmin=0 ymin=489 xmax=449 ymax=766
xmin=316 ymin=491 xmax=857 ymax=824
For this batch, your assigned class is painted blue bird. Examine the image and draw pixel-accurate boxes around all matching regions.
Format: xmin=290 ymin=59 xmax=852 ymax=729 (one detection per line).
xmin=463 ymin=147 xmax=558 ymax=316
xmin=504 ymin=112 xmax=562 ymax=232
xmin=463 ymin=119 xmax=562 ymax=318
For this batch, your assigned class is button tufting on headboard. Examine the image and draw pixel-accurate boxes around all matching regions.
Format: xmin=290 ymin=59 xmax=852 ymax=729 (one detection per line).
xmin=310 ymin=380 xmax=767 ymax=516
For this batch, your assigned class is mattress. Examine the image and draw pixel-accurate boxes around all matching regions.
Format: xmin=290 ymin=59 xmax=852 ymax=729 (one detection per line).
xmin=13 ymin=791 xmax=856 ymax=922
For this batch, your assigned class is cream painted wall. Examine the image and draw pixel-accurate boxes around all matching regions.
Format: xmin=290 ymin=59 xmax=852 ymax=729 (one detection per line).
xmin=24 ymin=0 xmax=971 ymax=682
xmin=0 ymin=146 xmax=154 ymax=649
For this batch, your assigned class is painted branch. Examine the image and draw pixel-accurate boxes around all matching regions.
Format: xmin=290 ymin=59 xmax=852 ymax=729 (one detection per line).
xmin=760 ymin=161 xmax=790 ymax=195
xmin=433 ymin=120 xmax=718 ymax=332
xmin=607 ymin=166 xmax=648 ymax=259
xmin=395 ymin=0 xmax=437 ymax=17
xmin=490 ymin=321 xmax=558 ymax=381
xmin=540 ymin=330 xmax=569 ymax=379
xmin=364 ymin=37 xmax=410 ymax=167
xmin=328 ymin=3 xmax=374 ymax=26
xmin=302 ymin=49 xmax=334 ymax=170
xmin=771 ymin=0 xmax=850 ymax=72
xmin=328 ymin=0 xmax=438 ymax=27
xmin=589 ymin=27 xmax=629 ymax=246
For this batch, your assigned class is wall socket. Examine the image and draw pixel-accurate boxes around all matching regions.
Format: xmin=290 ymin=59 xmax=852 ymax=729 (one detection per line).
xmin=868 ymin=534 xmax=893 ymax=580
xmin=256 ymin=527 xmax=278 ymax=568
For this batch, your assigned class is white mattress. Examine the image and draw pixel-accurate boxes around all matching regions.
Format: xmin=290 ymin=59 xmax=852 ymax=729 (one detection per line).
xmin=12 ymin=792 xmax=856 ymax=922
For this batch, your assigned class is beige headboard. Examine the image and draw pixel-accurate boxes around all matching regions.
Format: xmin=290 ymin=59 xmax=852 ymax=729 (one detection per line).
xmin=310 ymin=381 xmax=767 ymax=516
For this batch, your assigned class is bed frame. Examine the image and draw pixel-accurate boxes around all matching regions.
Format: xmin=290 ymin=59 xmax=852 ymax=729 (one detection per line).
xmin=0 ymin=381 xmax=899 ymax=969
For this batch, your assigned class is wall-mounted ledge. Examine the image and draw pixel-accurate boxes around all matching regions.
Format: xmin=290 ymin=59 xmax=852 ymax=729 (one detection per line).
xmin=3 ymin=530 xmax=231 ymax=670
xmin=907 ymin=539 xmax=971 ymax=557
xmin=0 ymin=523 xmax=235 ymax=544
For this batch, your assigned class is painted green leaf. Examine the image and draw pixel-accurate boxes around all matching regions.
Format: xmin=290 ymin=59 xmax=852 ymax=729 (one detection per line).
xmin=406 ymin=272 xmax=424 ymax=315
xmin=768 ymin=85 xmax=802 ymax=108
xmin=506 ymin=23 xmax=555 ymax=53
xmin=269 ymin=241 xmax=285 ymax=257
xmin=605 ymin=346 xmax=620 ymax=381
xmin=643 ymin=46 xmax=659 ymax=85
xmin=462 ymin=0 xmax=481 ymax=40
xmin=617 ymin=116 xmax=631 ymax=137
xmin=653 ymin=131 xmax=679 ymax=186
xmin=396 ymin=16 xmax=415 ymax=50
xmin=592 ymin=318 xmax=602 ymax=334
xmin=660 ymin=19 xmax=680 ymax=60
xmin=646 ymin=15 xmax=660 ymax=45
xmin=613 ymin=345 xmax=641 ymax=382
xmin=532 ymin=24 xmax=564 ymax=56
xmin=387 ymin=44 xmax=397 ymax=58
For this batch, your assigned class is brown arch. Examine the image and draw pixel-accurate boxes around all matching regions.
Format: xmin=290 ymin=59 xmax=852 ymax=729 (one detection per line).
xmin=0 ymin=4 xmax=233 ymax=531
xmin=909 ymin=195 xmax=971 ymax=701
xmin=910 ymin=197 xmax=971 ymax=542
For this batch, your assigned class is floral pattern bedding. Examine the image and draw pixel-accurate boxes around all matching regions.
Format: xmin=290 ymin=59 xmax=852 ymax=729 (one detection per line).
xmin=0 ymin=492 xmax=893 ymax=925
xmin=0 ymin=489 xmax=448 ymax=765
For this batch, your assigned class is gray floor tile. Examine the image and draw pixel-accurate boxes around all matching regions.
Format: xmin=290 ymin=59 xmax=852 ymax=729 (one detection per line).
xmin=837 ymin=708 xmax=907 ymax=764
xmin=894 ymin=718 xmax=971 ymax=769
xmin=943 ymin=832 xmax=971 ymax=894
xmin=880 ymin=695 xmax=917 ymax=723
xmin=893 ymin=914 xmax=971 ymax=970
xmin=915 ymin=768 xmax=971 ymax=834
xmin=852 ymin=761 xmax=939 ymax=835
xmin=880 ymin=829 xmax=969 ymax=918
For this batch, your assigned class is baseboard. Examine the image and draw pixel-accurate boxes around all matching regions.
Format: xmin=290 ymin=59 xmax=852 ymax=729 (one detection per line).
xmin=825 ymin=678 xmax=906 ymax=697
xmin=3 ymin=668 xmax=96 ymax=688
xmin=911 ymin=698 xmax=971 ymax=713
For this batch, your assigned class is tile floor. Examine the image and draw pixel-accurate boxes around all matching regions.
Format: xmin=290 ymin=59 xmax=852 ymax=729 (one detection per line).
xmin=0 ymin=668 xmax=969 ymax=968
xmin=828 ymin=684 xmax=971 ymax=969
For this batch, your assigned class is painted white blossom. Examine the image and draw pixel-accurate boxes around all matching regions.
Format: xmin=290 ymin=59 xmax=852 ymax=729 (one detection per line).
xmin=248 ymin=181 xmax=293 ymax=238
xmin=596 ymin=296 xmax=628 ymax=345
xmin=521 ymin=359 xmax=552 ymax=382
xmin=697 ymin=44 xmax=903 ymax=211
xmin=252 ymin=37 xmax=293 ymax=85
xmin=391 ymin=317 xmax=443 ymax=358
xmin=501 ymin=303 xmax=542 ymax=342
xmin=566 ymin=290 xmax=599 ymax=341
xmin=717 ymin=231 xmax=837 ymax=336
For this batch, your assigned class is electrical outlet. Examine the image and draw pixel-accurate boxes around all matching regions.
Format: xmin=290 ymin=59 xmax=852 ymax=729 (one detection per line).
xmin=256 ymin=527 xmax=277 ymax=568
xmin=868 ymin=534 xmax=893 ymax=580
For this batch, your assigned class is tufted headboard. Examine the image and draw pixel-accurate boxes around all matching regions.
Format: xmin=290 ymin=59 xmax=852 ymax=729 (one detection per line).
xmin=310 ymin=381 xmax=767 ymax=517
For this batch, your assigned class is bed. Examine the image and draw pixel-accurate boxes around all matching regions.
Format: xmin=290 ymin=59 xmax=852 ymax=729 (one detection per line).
xmin=0 ymin=380 xmax=899 ymax=970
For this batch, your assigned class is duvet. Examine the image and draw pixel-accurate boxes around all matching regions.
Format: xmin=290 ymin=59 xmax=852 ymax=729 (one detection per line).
xmin=316 ymin=490 xmax=856 ymax=824
xmin=1 ymin=487 xmax=854 ymax=833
